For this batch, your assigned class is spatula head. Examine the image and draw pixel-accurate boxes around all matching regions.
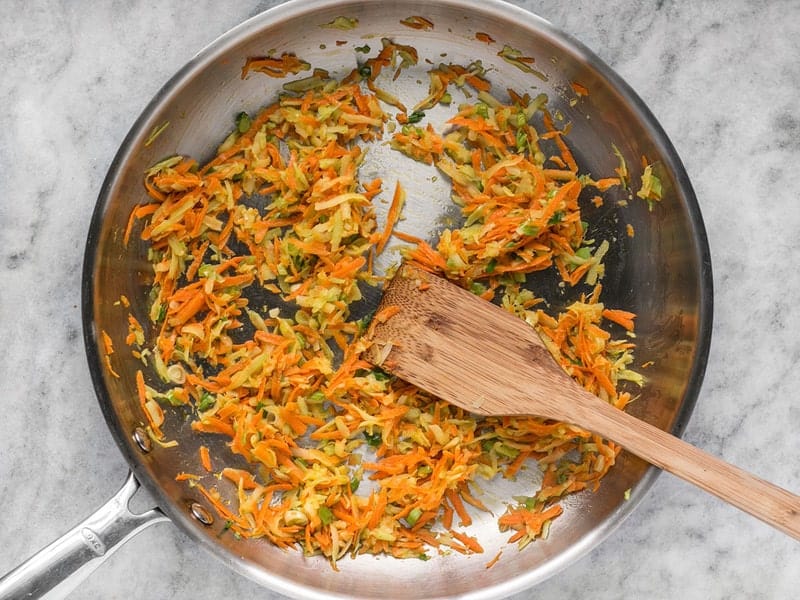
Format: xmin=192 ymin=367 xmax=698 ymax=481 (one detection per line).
xmin=363 ymin=264 xmax=589 ymax=420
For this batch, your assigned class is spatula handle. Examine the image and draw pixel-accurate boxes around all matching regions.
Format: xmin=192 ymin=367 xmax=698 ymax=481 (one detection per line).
xmin=575 ymin=396 xmax=800 ymax=540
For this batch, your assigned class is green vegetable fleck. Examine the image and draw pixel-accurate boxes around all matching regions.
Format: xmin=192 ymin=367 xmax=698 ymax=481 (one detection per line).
xmin=364 ymin=430 xmax=382 ymax=447
xmin=406 ymin=507 xmax=423 ymax=527
xmin=318 ymin=505 xmax=334 ymax=525
xmin=144 ymin=121 xmax=170 ymax=147
xmin=636 ymin=164 xmax=662 ymax=210
xmin=406 ymin=110 xmax=425 ymax=124
xmin=235 ymin=111 xmax=251 ymax=133
xmin=197 ymin=391 xmax=216 ymax=412
xmin=516 ymin=128 xmax=527 ymax=152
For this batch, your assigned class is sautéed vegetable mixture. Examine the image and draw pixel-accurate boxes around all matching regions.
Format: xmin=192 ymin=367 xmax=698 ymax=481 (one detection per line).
xmin=121 ymin=37 xmax=647 ymax=566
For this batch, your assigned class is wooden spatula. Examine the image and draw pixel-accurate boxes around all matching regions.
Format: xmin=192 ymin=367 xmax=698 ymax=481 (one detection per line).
xmin=363 ymin=263 xmax=800 ymax=540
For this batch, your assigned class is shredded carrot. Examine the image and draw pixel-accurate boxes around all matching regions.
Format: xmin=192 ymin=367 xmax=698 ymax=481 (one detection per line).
xmin=392 ymin=230 xmax=424 ymax=245
xmin=400 ymin=16 xmax=433 ymax=31
xmin=485 ymin=550 xmax=503 ymax=569
xmin=602 ymin=308 xmax=637 ymax=331
xmin=125 ymin=39 xmax=642 ymax=567
xmin=104 ymin=355 xmax=120 ymax=378
xmin=101 ymin=330 xmax=114 ymax=355
xmin=570 ymin=81 xmax=589 ymax=97
xmin=450 ymin=530 xmax=483 ymax=553
xmin=241 ymin=53 xmax=311 ymax=79
xmin=374 ymin=305 xmax=401 ymax=324
xmin=199 ymin=445 xmax=212 ymax=472
xmin=376 ymin=182 xmax=406 ymax=255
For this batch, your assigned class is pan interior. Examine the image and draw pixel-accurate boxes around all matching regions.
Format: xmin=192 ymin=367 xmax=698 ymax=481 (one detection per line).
xmin=84 ymin=1 xmax=711 ymax=598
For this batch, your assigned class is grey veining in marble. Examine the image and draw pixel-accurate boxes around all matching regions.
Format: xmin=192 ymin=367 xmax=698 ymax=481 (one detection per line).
xmin=1 ymin=1 xmax=799 ymax=599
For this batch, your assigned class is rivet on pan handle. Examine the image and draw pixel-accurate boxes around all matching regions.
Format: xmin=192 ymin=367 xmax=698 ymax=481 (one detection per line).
xmin=0 ymin=472 xmax=169 ymax=600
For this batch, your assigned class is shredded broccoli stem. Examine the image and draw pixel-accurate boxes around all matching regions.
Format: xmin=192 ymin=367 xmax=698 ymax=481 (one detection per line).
xmin=126 ymin=40 xmax=641 ymax=565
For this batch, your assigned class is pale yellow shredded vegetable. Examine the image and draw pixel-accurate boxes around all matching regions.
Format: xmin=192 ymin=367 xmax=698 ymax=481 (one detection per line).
xmin=123 ymin=38 xmax=642 ymax=564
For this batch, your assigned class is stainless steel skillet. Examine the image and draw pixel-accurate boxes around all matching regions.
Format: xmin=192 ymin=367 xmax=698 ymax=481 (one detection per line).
xmin=0 ymin=0 xmax=712 ymax=598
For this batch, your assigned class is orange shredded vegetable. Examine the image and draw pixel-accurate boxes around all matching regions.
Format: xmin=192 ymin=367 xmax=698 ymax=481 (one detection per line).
xmin=241 ymin=53 xmax=311 ymax=79
xmin=123 ymin=39 xmax=643 ymax=566
xmin=199 ymin=445 xmax=212 ymax=472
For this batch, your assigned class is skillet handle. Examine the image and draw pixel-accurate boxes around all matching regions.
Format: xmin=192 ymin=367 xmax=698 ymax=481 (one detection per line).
xmin=0 ymin=471 xmax=169 ymax=599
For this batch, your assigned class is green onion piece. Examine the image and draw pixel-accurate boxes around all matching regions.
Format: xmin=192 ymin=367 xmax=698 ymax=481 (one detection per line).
xmin=406 ymin=110 xmax=425 ymax=124
xmin=364 ymin=430 xmax=382 ymax=447
xmin=318 ymin=506 xmax=334 ymax=525
xmin=350 ymin=477 xmax=360 ymax=492
xmin=469 ymin=281 xmax=487 ymax=295
xmin=406 ymin=507 xmax=423 ymax=526
xmin=372 ymin=369 xmax=391 ymax=381
xmin=217 ymin=519 xmax=234 ymax=538
xmin=485 ymin=258 xmax=497 ymax=274
xmin=475 ymin=103 xmax=489 ymax=118
xmin=308 ymin=391 xmax=327 ymax=403
xmin=354 ymin=44 xmax=371 ymax=53
xmin=440 ymin=92 xmax=452 ymax=105
xmin=198 ymin=263 xmax=215 ymax=278
xmin=235 ymin=111 xmax=251 ymax=133
xmin=197 ymin=391 xmax=215 ymax=412
xmin=516 ymin=128 xmax=527 ymax=152
xmin=356 ymin=310 xmax=375 ymax=334
xmin=358 ymin=65 xmax=372 ymax=79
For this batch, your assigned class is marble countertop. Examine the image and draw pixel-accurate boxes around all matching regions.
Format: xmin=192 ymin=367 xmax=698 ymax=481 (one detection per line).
xmin=1 ymin=1 xmax=799 ymax=598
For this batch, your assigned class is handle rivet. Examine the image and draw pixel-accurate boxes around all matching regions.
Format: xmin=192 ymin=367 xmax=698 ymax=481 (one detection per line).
xmin=132 ymin=427 xmax=152 ymax=453
xmin=190 ymin=502 xmax=214 ymax=526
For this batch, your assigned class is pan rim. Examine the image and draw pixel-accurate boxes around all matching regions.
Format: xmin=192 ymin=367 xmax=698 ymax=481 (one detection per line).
xmin=81 ymin=0 xmax=713 ymax=598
